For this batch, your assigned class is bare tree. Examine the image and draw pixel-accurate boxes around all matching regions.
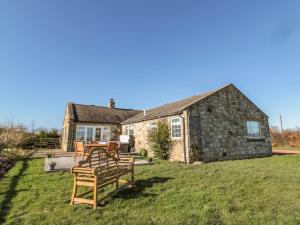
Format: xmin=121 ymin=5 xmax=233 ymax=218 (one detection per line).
xmin=0 ymin=119 xmax=25 ymax=150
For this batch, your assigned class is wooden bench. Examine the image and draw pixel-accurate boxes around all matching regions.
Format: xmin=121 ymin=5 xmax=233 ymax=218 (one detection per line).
xmin=70 ymin=147 xmax=135 ymax=208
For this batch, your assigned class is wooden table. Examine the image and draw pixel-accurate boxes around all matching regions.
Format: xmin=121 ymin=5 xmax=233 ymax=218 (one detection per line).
xmin=85 ymin=143 xmax=108 ymax=151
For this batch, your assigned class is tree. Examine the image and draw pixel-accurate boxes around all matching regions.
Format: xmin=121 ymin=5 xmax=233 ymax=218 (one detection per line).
xmin=0 ymin=119 xmax=25 ymax=151
xmin=148 ymin=122 xmax=173 ymax=160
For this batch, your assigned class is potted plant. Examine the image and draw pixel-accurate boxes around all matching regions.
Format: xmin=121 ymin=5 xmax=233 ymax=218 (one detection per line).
xmin=46 ymin=152 xmax=53 ymax=158
xmin=49 ymin=161 xmax=56 ymax=170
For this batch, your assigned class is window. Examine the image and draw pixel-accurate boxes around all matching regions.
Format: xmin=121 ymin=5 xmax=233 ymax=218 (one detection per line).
xmin=171 ymin=117 xmax=181 ymax=139
xmin=150 ymin=122 xmax=157 ymax=131
xmin=86 ymin=127 xmax=94 ymax=143
xmin=75 ymin=126 xmax=111 ymax=143
xmin=76 ymin=126 xmax=85 ymax=141
xmin=102 ymin=127 xmax=111 ymax=141
xmin=95 ymin=128 xmax=101 ymax=141
xmin=126 ymin=125 xmax=134 ymax=135
xmin=129 ymin=125 xmax=134 ymax=135
xmin=246 ymin=121 xmax=261 ymax=138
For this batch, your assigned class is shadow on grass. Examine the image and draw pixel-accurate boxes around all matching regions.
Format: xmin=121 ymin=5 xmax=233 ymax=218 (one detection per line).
xmin=113 ymin=176 xmax=174 ymax=199
xmin=0 ymin=159 xmax=29 ymax=224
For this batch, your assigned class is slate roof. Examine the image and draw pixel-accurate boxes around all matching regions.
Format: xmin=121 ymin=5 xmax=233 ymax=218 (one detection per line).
xmin=67 ymin=103 xmax=141 ymax=124
xmin=67 ymin=84 xmax=267 ymax=125
xmin=121 ymin=85 xmax=230 ymax=124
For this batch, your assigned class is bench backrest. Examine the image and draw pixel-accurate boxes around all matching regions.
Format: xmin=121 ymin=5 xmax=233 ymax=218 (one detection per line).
xmin=78 ymin=148 xmax=119 ymax=175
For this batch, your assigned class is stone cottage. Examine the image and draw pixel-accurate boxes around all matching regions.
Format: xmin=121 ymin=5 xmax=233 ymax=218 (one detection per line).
xmin=62 ymin=84 xmax=272 ymax=163
xmin=61 ymin=99 xmax=141 ymax=152
xmin=121 ymin=84 xmax=272 ymax=163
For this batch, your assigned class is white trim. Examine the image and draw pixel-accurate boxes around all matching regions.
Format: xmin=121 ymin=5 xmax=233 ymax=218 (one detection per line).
xmin=76 ymin=125 xmax=111 ymax=143
xmin=171 ymin=116 xmax=182 ymax=139
xmin=129 ymin=125 xmax=134 ymax=135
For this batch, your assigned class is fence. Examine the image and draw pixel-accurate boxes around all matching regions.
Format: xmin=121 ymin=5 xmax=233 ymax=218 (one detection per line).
xmin=33 ymin=138 xmax=61 ymax=149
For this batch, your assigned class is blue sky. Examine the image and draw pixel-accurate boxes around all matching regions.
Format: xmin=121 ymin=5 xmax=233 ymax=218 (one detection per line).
xmin=0 ymin=0 xmax=299 ymax=129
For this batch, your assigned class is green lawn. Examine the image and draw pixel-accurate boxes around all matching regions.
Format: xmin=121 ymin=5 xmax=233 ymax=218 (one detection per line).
xmin=273 ymin=146 xmax=300 ymax=151
xmin=0 ymin=156 xmax=299 ymax=225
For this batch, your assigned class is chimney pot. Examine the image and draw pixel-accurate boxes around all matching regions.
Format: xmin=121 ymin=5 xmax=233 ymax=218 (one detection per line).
xmin=109 ymin=98 xmax=115 ymax=108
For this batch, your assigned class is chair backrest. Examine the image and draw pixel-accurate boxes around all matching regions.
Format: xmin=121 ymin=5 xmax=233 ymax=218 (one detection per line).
xmin=74 ymin=141 xmax=85 ymax=153
xmin=91 ymin=141 xmax=99 ymax=144
xmin=107 ymin=141 xmax=117 ymax=152
xmin=107 ymin=141 xmax=120 ymax=158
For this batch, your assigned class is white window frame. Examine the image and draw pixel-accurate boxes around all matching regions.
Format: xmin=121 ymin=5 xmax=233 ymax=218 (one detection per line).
xmin=76 ymin=126 xmax=85 ymax=141
xmin=150 ymin=122 xmax=157 ymax=131
xmin=128 ymin=125 xmax=134 ymax=135
xmin=102 ymin=126 xmax=111 ymax=142
xmin=86 ymin=127 xmax=94 ymax=143
xmin=125 ymin=125 xmax=134 ymax=136
xmin=171 ymin=116 xmax=182 ymax=139
xmin=246 ymin=121 xmax=262 ymax=138
xmin=75 ymin=125 xmax=111 ymax=143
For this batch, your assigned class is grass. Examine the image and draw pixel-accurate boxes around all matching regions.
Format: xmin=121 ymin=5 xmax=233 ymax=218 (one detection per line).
xmin=273 ymin=146 xmax=300 ymax=151
xmin=0 ymin=156 xmax=299 ymax=225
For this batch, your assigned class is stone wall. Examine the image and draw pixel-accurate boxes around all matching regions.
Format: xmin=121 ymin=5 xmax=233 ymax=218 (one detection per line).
xmin=187 ymin=85 xmax=272 ymax=162
xmin=62 ymin=106 xmax=74 ymax=152
xmin=122 ymin=116 xmax=186 ymax=162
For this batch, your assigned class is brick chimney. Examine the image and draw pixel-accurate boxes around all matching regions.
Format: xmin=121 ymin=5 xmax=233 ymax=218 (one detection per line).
xmin=108 ymin=98 xmax=115 ymax=108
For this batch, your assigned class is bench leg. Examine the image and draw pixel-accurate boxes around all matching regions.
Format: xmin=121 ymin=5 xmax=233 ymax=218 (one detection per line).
xmin=131 ymin=167 xmax=135 ymax=187
xmin=70 ymin=174 xmax=77 ymax=205
xmin=93 ymin=177 xmax=98 ymax=209
xmin=115 ymin=178 xmax=119 ymax=190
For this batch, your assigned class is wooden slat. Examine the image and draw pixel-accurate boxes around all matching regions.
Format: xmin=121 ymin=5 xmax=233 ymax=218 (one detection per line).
xmin=76 ymin=181 xmax=94 ymax=187
xmin=73 ymin=197 xmax=94 ymax=205
xmin=76 ymin=189 xmax=94 ymax=198
xmin=73 ymin=167 xmax=93 ymax=171
xmin=76 ymin=177 xmax=95 ymax=182
xmin=72 ymin=170 xmax=93 ymax=175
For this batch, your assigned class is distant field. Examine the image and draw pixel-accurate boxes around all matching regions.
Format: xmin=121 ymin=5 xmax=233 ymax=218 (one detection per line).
xmin=273 ymin=146 xmax=300 ymax=151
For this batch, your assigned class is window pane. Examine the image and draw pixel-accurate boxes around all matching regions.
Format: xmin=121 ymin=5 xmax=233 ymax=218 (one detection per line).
xmin=148 ymin=122 xmax=157 ymax=132
xmin=95 ymin=128 xmax=101 ymax=141
xmin=102 ymin=127 xmax=110 ymax=141
xmin=102 ymin=133 xmax=110 ymax=141
xmin=129 ymin=125 xmax=134 ymax=135
xmin=171 ymin=118 xmax=180 ymax=124
xmin=86 ymin=127 xmax=93 ymax=143
xmin=247 ymin=121 xmax=261 ymax=138
xmin=76 ymin=127 xmax=85 ymax=141
xmin=171 ymin=117 xmax=181 ymax=138
xmin=171 ymin=124 xmax=181 ymax=138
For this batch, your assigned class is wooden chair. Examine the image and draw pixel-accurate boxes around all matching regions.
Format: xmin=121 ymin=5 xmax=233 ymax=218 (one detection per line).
xmin=73 ymin=141 xmax=89 ymax=160
xmin=106 ymin=141 xmax=120 ymax=159
xmin=70 ymin=147 xmax=134 ymax=208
